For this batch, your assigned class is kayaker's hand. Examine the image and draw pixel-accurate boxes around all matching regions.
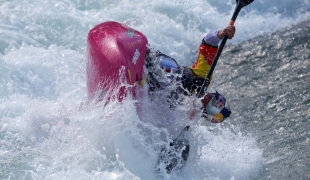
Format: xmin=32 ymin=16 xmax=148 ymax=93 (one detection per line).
xmin=201 ymin=93 xmax=214 ymax=109
xmin=217 ymin=26 xmax=236 ymax=39
xmin=188 ymin=93 xmax=214 ymax=120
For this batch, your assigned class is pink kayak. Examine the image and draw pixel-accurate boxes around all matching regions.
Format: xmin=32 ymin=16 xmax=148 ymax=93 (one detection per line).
xmin=87 ymin=21 xmax=148 ymax=101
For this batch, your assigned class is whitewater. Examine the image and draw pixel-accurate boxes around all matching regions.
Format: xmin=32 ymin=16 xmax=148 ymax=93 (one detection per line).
xmin=0 ymin=0 xmax=309 ymax=179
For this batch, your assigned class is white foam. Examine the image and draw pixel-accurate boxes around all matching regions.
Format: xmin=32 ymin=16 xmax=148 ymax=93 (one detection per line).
xmin=0 ymin=0 xmax=308 ymax=179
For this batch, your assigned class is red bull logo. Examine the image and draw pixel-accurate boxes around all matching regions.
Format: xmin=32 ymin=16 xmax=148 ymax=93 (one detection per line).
xmin=214 ymin=95 xmax=225 ymax=109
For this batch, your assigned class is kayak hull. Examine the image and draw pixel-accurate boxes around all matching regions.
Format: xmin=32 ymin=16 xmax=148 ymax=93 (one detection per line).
xmin=87 ymin=21 xmax=148 ymax=101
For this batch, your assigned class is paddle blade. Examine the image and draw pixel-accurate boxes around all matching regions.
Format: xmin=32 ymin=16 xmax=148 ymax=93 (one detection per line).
xmin=237 ymin=0 xmax=254 ymax=8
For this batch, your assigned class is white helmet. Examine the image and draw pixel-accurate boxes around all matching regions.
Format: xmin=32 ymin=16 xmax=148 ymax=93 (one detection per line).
xmin=203 ymin=91 xmax=231 ymax=123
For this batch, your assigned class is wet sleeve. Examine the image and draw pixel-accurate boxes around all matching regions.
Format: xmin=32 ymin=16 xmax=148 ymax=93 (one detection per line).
xmin=203 ymin=30 xmax=221 ymax=47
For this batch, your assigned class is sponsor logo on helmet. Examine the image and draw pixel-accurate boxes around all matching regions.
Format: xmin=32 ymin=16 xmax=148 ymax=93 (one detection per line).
xmin=214 ymin=95 xmax=225 ymax=109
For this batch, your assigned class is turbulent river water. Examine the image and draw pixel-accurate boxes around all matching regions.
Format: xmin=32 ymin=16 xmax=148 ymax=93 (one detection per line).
xmin=0 ymin=0 xmax=309 ymax=179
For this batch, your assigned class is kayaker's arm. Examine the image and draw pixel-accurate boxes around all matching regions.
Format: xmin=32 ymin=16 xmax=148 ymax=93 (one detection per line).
xmin=217 ymin=26 xmax=236 ymax=39
xmin=203 ymin=26 xmax=236 ymax=47
xmin=203 ymin=30 xmax=221 ymax=47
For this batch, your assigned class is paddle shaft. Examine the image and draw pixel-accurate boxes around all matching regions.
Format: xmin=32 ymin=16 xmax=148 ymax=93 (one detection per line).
xmin=163 ymin=1 xmax=255 ymax=173
xmin=196 ymin=3 xmax=244 ymax=98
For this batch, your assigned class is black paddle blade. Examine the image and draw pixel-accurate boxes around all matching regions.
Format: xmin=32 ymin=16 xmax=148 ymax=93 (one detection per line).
xmin=156 ymin=126 xmax=190 ymax=174
xmin=237 ymin=0 xmax=254 ymax=8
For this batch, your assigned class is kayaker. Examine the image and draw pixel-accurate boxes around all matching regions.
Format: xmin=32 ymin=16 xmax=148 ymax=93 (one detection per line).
xmin=145 ymin=25 xmax=235 ymax=123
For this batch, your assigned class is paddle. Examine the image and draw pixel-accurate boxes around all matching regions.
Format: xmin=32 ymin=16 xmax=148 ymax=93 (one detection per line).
xmin=197 ymin=0 xmax=255 ymax=98
xmin=157 ymin=0 xmax=255 ymax=174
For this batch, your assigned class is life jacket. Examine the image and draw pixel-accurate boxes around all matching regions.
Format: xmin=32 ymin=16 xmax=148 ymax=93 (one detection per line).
xmin=190 ymin=40 xmax=218 ymax=79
